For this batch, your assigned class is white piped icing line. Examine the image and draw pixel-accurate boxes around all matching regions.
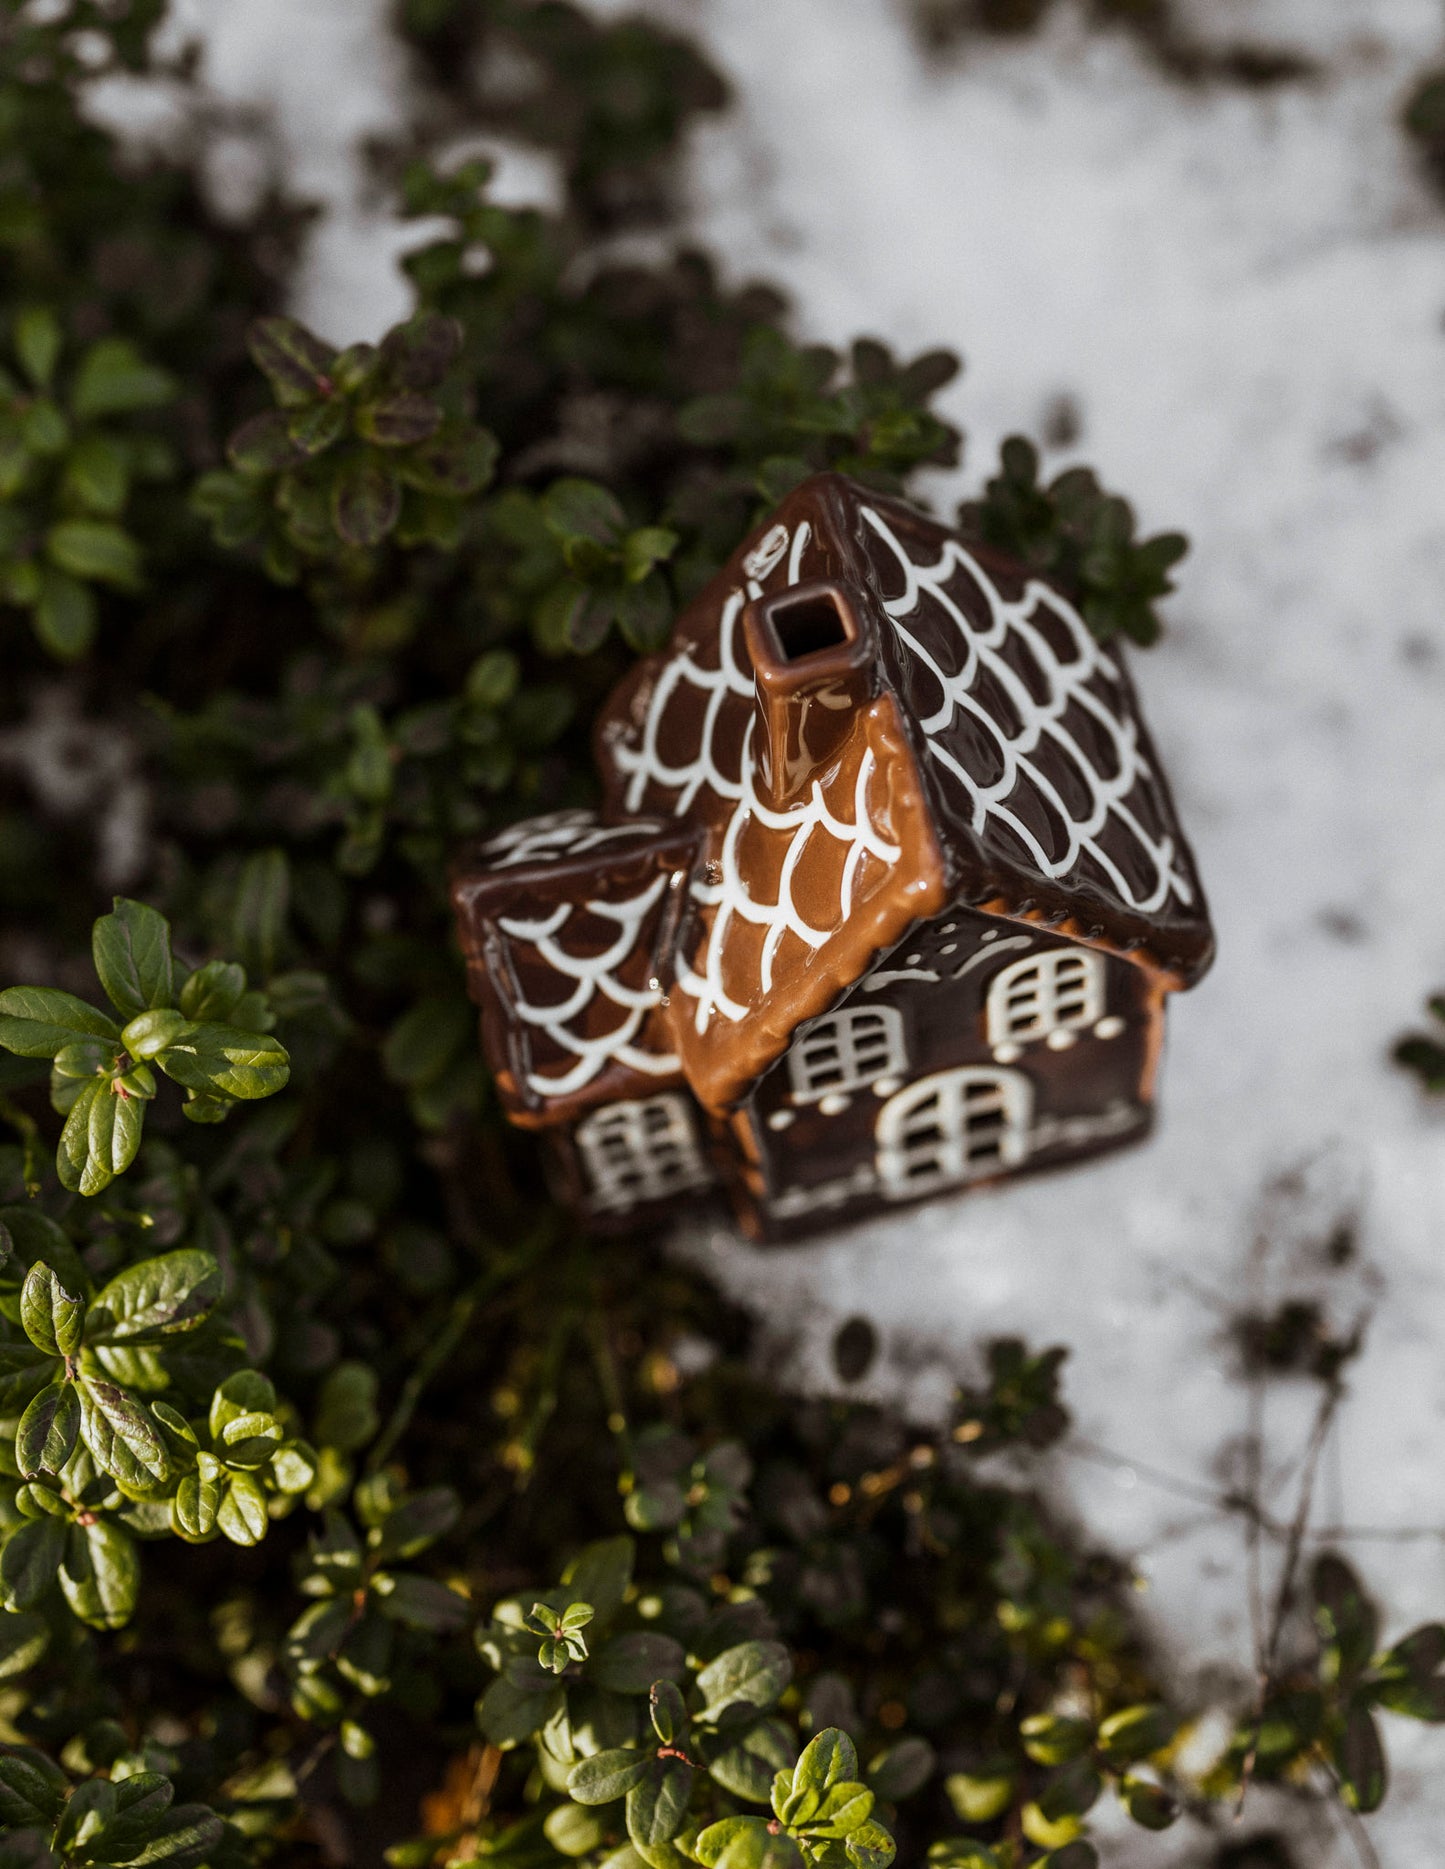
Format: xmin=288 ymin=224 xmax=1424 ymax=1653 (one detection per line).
xmin=496 ymin=869 xmax=681 ymax=1097
xmin=613 ymin=524 xmax=902 ymax=1035
xmin=860 ymin=505 xmax=1195 ymax=916
xmin=484 ymin=809 xmax=645 ymax=870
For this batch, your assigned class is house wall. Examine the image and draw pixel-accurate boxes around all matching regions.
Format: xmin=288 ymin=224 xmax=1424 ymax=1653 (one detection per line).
xmin=734 ymin=906 xmax=1159 ymax=1240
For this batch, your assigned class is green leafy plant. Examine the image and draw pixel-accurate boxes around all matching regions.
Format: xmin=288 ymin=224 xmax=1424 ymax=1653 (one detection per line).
xmin=0 ymin=5 xmax=1431 ymax=1868
xmin=0 ymin=898 xmax=290 ymax=1192
xmin=909 ymin=0 xmax=1314 ymax=87
xmin=0 ymin=306 xmax=176 ymax=656
xmin=1394 ymin=991 xmax=1445 ymax=1090
xmin=957 ymin=437 xmax=1189 ymax=646
xmin=0 ymin=1747 xmax=227 ymax=1869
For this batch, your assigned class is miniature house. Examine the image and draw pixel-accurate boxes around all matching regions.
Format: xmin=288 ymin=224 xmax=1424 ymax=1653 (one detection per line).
xmin=451 ymin=473 xmax=1213 ymax=1241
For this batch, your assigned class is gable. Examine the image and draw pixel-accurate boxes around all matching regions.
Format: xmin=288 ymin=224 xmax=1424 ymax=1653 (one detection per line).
xmin=595 ymin=481 xmax=948 ymax=1112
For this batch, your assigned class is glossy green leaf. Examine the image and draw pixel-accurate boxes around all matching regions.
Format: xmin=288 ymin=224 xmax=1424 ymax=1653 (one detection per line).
xmin=91 ymin=893 xmax=175 ymax=1016
xmin=865 ymin=1737 xmax=934 ymax=1802
xmin=57 ymin=1516 xmax=140 ymax=1629
xmin=591 ymin=1631 xmax=687 ymax=1693
xmin=172 ymin=1469 xmax=223 ymax=1542
xmin=0 ymin=1612 xmax=48 ymax=1681
xmin=315 ymin=1360 xmax=379 ymax=1453
xmin=696 ymin=1817 xmax=803 ymax=1869
xmin=0 ymin=1515 xmax=65 ymax=1610
xmin=1336 ymin=1701 xmax=1387 ymax=1814
xmin=0 ymin=986 xmax=118 ymax=1057
xmin=372 ymin=1572 xmax=470 ymax=1632
xmin=217 ymin=1470 xmax=268 ymax=1546
xmin=696 ymin=1640 xmax=792 ymax=1719
xmin=113 ymin=1802 xmax=223 ymax=1865
xmin=1020 ymin=1713 xmax=1094 ymax=1767
xmin=17 ymin=1380 xmax=80 ymax=1477
xmin=14 ymin=307 xmax=62 ymax=390
xmin=80 ymin=1376 xmax=170 ymax=1486
xmin=0 ymin=1743 xmax=68 ymax=1826
xmin=562 ymin=1536 xmax=634 ymax=1628
xmin=83 ymin=1074 xmax=146 ymax=1188
xmin=57 ymin=1078 xmax=104 ymax=1193
xmin=0 ymin=1342 xmax=56 ymax=1413
xmin=569 ymin=1747 xmax=651 ymax=1805
xmin=53 ymin=1774 xmax=118 ymax=1854
xmin=247 ymin=316 xmax=334 ymax=407
xmin=1118 ymin=1774 xmax=1178 ymax=1830
xmin=155 ymin=1022 xmax=290 ymax=1099
xmin=46 ymin=518 xmax=142 ymax=587
xmin=1095 ymin=1703 xmax=1174 ymax=1767
xmin=87 ymin=1772 xmax=174 ymax=1862
xmin=626 ymin=1758 xmax=693 ymax=1849
xmin=71 ymin=337 xmax=177 ymax=417
xmin=651 ymin=1679 xmax=687 ymax=1747
xmin=476 ymin=1673 xmax=564 ymax=1748
xmin=91 ymin=1249 xmax=223 ymax=1341
xmin=33 ymin=565 xmax=98 ymax=657
xmin=1314 ymin=1554 xmax=1380 ymax=1689
xmin=708 ymin=1716 xmax=793 ymax=1803
xmin=19 ymin=1261 xmax=83 ymax=1356
xmin=177 ymin=960 xmax=248 ymax=1023
xmin=372 ymin=1486 xmax=460 ymax=1562
xmin=232 ymin=847 xmax=289 ymax=979
xmin=333 ymin=456 xmax=401 ymax=547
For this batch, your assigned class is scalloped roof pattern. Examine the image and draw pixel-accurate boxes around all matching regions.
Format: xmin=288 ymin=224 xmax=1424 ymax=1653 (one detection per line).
xmin=453 ymin=811 xmax=693 ymax=1116
xmin=455 ymin=474 xmax=1211 ymax=1122
xmin=859 ymin=499 xmax=1205 ymax=943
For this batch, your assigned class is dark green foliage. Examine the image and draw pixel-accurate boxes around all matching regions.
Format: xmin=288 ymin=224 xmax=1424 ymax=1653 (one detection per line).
xmin=1404 ymin=71 xmax=1445 ymax=194
xmin=910 ymin=0 xmax=1316 ymax=88
xmin=1395 ymin=992 xmax=1445 ymax=1089
xmin=957 ymin=437 xmax=1188 ymax=646
xmin=0 ymin=4 xmax=1429 ymax=1867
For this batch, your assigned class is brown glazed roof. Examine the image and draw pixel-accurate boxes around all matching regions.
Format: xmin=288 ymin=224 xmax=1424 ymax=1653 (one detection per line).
xmin=452 ymin=472 xmax=1213 ymax=1124
xmin=451 ymin=811 xmax=698 ymax=1126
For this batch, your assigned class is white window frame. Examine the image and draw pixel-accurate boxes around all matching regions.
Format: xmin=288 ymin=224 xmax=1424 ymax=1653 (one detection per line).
xmin=985 ymin=946 xmax=1104 ymax=1050
xmin=574 ymin=1094 xmax=711 ymax=1213
xmin=788 ymin=1005 xmax=906 ymax=1103
xmin=876 ymin=1067 xmax=1032 ymax=1199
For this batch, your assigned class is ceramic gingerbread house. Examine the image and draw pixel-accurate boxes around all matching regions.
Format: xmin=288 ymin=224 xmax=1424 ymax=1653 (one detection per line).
xmin=451 ymin=472 xmax=1213 ymax=1242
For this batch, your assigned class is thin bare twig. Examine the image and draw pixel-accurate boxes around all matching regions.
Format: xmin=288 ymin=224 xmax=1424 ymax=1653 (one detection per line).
xmin=1236 ymin=1374 xmax=1347 ymax=1814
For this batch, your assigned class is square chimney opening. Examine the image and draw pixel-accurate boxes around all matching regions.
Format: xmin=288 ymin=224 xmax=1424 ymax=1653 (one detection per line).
xmin=768 ymin=589 xmax=850 ymax=662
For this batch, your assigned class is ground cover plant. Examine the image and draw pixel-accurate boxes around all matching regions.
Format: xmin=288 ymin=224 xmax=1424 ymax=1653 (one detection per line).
xmin=1 ymin=5 xmax=1442 ymax=1867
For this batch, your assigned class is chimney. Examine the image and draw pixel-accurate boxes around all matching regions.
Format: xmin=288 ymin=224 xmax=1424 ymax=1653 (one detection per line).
xmin=742 ymin=579 xmax=878 ymax=811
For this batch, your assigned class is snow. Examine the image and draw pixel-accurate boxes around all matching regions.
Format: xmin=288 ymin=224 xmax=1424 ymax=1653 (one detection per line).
xmin=116 ymin=1 xmax=1445 ymax=1858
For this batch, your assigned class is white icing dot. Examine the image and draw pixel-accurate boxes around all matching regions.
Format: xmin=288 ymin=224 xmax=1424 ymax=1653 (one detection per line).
xmin=873 ymin=1076 xmax=902 ymax=1097
xmin=1046 ymin=1029 xmax=1078 ymax=1051
xmin=981 ymin=930 xmax=999 ymax=942
xmin=818 ymin=1092 xmax=851 ymax=1116
xmin=940 ymin=943 xmax=957 ymax=955
xmin=1094 ymin=1016 xmax=1125 ymax=1040
xmin=941 ymin=923 xmax=957 ymax=935
xmin=905 ymin=953 xmax=922 ymax=966
xmin=767 ymin=1109 xmax=795 ymax=1131
xmin=993 ymin=1043 xmax=1022 ymax=1064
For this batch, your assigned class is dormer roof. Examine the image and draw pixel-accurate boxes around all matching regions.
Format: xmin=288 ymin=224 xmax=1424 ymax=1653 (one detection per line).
xmin=453 ymin=473 xmax=1213 ymax=1123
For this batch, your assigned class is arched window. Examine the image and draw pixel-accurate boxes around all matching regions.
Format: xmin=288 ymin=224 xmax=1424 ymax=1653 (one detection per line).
xmin=876 ymin=1067 xmax=1032 ymax=1199
xmin=788 ymin=1005 xmax=906 ymax=1103
xmin=985 ymin=946 xmax=1103 ymax=1052
xmin=575 ymin=1094 xmax=711 ymax=1213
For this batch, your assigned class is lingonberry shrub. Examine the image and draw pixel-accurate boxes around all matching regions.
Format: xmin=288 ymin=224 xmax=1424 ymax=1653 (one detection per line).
xmin=1 ymin=7 xmax=1439 ymax=1868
